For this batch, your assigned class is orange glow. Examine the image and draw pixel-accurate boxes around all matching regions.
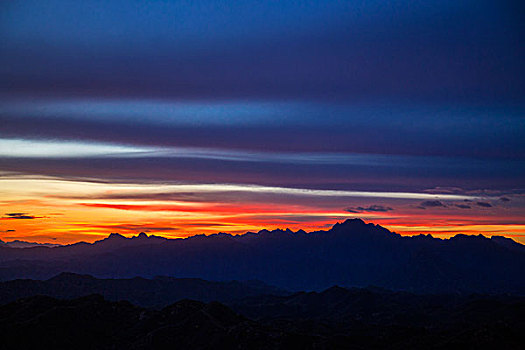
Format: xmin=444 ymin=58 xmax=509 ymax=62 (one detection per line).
xmin=1 ymin=176 xmax=524 ymax=244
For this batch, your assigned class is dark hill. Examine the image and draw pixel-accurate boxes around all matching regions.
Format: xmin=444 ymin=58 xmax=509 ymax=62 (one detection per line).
xmin=0 ymin=295 xmax=278 ymax=350
xmin=231 ymin=286 xmax=525 ymax=350
xmin=0 ymin=273 xmax=286 ymax=308
xmin=0 ymin=288 xmax=523 ymax=350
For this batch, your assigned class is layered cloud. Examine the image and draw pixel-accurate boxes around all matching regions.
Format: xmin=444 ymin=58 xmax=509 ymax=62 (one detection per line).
xmin=345 ymin=205 xmax=394 ymax=213
xmin=1 ymin=175 xmax=524 ymax=244
xmin=2 ymin=101 xmax=524 ymax=160
xmin=2 ymin=213 xmax=41 ymax=220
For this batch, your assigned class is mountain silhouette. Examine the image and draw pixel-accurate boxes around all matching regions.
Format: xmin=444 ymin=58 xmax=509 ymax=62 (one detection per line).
xmin=0 ymin=272 xmax=286 ymax=308
xmin=0 ymin=239 xmax=61 ymax=248
xmin=0 ymin=219 xmax=523 ymax=294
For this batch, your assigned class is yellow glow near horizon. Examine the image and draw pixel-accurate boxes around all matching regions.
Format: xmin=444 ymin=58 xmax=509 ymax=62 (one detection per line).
xmin=1 ymin=175 xmax=523 ymax=244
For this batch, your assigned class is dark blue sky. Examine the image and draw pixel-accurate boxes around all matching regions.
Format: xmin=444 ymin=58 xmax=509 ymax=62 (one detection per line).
xmin=2 ymin=0 xmax=524 ymax=102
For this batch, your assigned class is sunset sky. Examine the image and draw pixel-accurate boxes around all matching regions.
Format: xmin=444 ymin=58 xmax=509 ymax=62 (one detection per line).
xmin=1 ymin=1 xmax=524 ymax=244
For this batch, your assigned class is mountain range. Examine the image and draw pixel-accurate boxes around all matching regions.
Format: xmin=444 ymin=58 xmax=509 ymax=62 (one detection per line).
xmin=0 ymin=219 xmax=523 ymax=294
xmin=0 ymin=239 xmax=61 ymax=249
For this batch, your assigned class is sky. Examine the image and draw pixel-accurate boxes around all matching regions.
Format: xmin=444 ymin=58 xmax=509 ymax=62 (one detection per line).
xmin=1 ymin=0 xmax=524 ymax=244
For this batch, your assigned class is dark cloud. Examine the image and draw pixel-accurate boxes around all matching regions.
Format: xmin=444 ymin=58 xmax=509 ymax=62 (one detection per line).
xmin=476 ymin=201 xmax=493 ymax=208
xmin=419 ymin=200 xmax=446 ymax=208
xmin=500 ymin=197 xmax=511 ymax=202
xmin=73 ymin=223 xmax=180 ymax=232
xmin=2 ymin=110 xmax=525 ymax=160
xmin=423 ymin=187 xmax=465 ymax=194
xmin=1 ymin=154 xmax=523 ymax=194
xmin=345 ymin=205 xmax=394 ymax=213
xmin=2 ymin=213 xmax=39 ymax=220
xmin=454 ymin=204 xmax=471 ymax=209
xmin=183 ymin=223 xmax=237 ymax=227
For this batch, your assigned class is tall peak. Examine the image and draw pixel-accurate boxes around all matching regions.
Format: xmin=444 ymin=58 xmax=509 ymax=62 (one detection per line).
xmin=329 ymin=218 xmax=398 ymax=239
xmin=332 ymin=218 xmax=367 ymax=229
xmin=107 ymin=232 xmax=126 ymax=240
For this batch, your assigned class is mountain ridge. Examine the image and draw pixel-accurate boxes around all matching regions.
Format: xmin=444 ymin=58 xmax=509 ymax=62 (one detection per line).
xmin=4 ymin=218 xmax=521 ymax=249
xmin=0 ymin=272 xmax=286 ymax=308
xmin=0 ymin=219 xmax=523 ymax=294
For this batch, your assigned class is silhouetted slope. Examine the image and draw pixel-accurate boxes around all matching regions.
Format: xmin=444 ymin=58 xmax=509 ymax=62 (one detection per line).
xmin=232 ymin=285 xmax=524 ymax=325
xmin=0 ymin=273 xmax=286 ymax=307
xmin=1 ymin=289 xmax=523 ymax=350
xmin=0 ymin=219 xmax=523 ymax=293
xmin=231 ymin=286 xmax=525 ymax=350
xmin=0 ymin=295 xmax=279 ymax=350
xmin=0 ymin=239 xmax=61 ymax=248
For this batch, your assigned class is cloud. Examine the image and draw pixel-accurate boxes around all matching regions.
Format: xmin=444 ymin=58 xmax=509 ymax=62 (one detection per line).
xmin=423 ymin=187 xmax=465 ymax=195
xmin=345 ymin=205 xmax=394 ymax=213
xmin=3 ymin=105 xmax=525 ymax=162
xmin=86 ymin=224 xmax=180 ymax=232
xmin=419 ymin=200 xmax=446 ymax=208
xmin=454 ymin=204 xmax=471 ymax=209
xmin=476 ymin=201 xmax=492 ymax=208
xmin=2 ymin=213 xmax=41 ymax=220
xmin=500 ymin=197 xmax=510 ymax=202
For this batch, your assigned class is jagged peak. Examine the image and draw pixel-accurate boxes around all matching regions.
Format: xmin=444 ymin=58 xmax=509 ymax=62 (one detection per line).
xmin=256 ymin=228 xmax=298 ymax=235
xmin=331 ymin=218 xmax=367 ymax=229
xmin=450 ymin=233 xmax=489 ymax=242
xmin=210 ymin=232 xmax=232 ymax=237
xmin=490 ymin=235 xmax=525 ymax=251
xmin=107 ymin=232 xmax=126 ymax=240
xmin=47 ymin=272 xmax=95 ymax=282
xmin=328 ymin=218 xmax=402 ymax=239
xmin=330 ymin=218 xmax=377 ymax=233
xmin=491 ymin=235 xmax=517 ymax=243
xmin=322 ymin=285 xmax=348 ymax=294
xmin=136 ymin=232 xmax=148 ymax=239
